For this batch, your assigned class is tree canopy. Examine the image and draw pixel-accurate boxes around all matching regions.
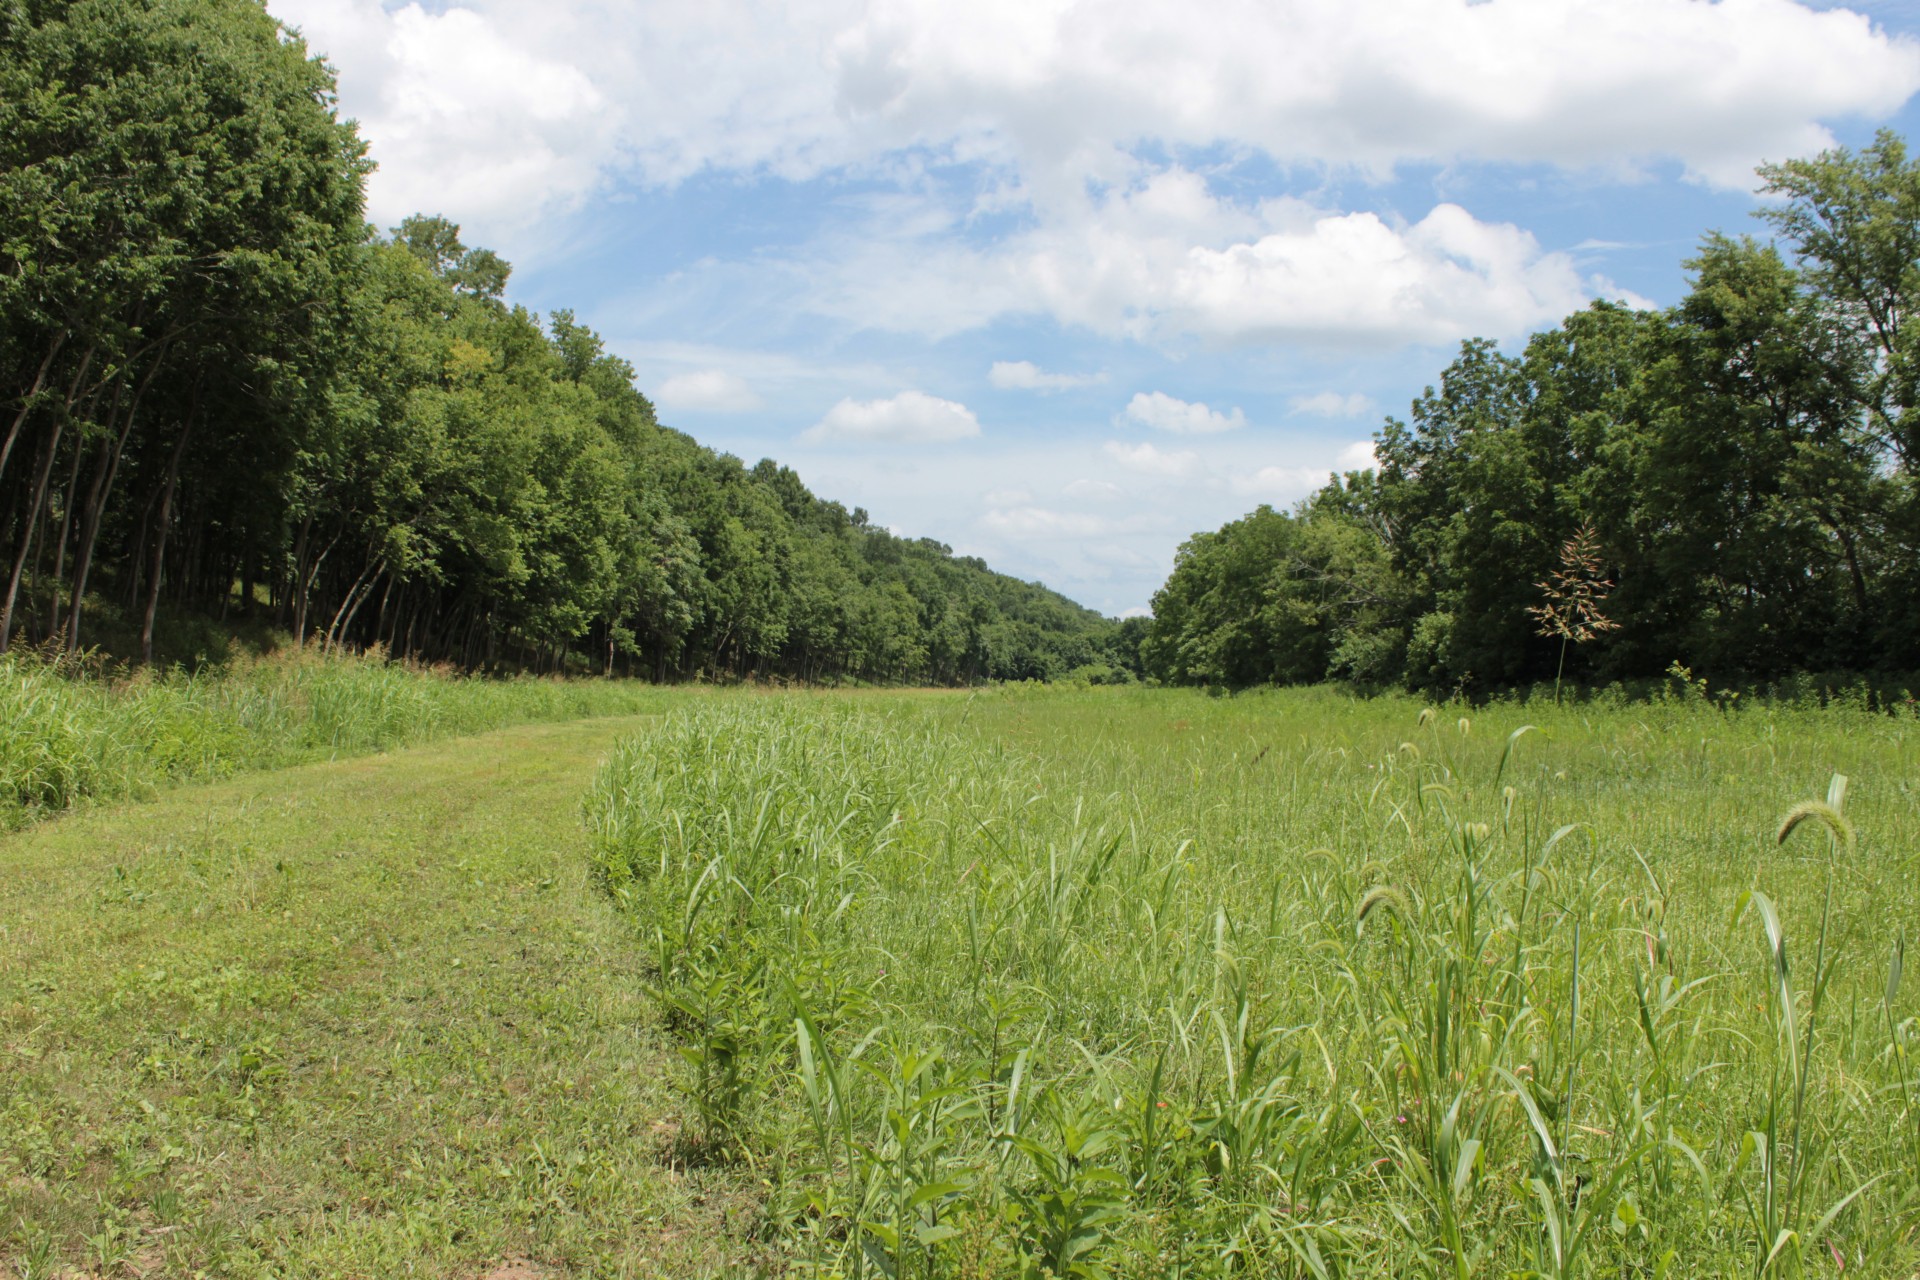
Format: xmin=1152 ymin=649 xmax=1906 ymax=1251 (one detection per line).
xmin=0 ymin=0 xmax=1120 ymax=681
xmin=1144 ymin=134 xmax=1920 ymax=695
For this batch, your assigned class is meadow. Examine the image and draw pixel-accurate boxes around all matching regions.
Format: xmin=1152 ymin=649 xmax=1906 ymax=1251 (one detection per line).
xmin=586 ymin=684 xmax=1920 ymax=1278
xmin=3 ymin=680 xmax=1918 ymax=1277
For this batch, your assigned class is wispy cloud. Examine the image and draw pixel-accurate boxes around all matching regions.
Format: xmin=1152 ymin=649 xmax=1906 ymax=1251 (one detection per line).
xmin=1289 ymin=392 xmax=1375 ymax=419
xmin=1104 ymin=440 xmax=1203 ymax=476
xmin=655 ymin=369 xmax=763 ymax=412
xmin=989 ymin=360 xmax=1106 ymax=392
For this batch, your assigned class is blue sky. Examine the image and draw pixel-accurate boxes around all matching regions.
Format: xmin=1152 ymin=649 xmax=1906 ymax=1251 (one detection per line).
xmin=270 ymin=0 xmax=1920 ymax=616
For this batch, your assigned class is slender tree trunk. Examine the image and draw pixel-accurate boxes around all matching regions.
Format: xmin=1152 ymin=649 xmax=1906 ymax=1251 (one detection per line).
xmin=331 ymin=566 xmax=384 ymax=654
xmin=284 ymin=515 xmax=311 ymax=629
xmin=0 ymin=333 xmax=71 ymax=489
xmin=293 ymin=530 xmax=341 ymax=648
xmin=125 ymin=478 xmax=164 ymax=610
xmin=1827 ymin=515 xmax=1870 ymax=616
xmin=66 ymin=358 xmax=160 ymax=653
xmin=372 ymin=573 xmax=396 ymax=651
xmin=0 ymin=422 xmax=65 ymax=652
xmin=43 ymin=436 xmax=85 ymax=644
xmin=24 ymin=487 xmax=54 ymax=642
xmin=323 ymin=554 xmax=382 ymax=652
xmin=139 ymin=415 xmax=195 ymax=666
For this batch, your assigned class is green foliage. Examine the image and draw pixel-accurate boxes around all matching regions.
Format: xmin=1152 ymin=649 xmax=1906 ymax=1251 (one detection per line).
xmin=1144 ymin=476 xmax=1409 ymax=691
xmin=0 ymin=1 xmax=1117 ymax=684
xmin=1147 ymin=138 xmax=1920 ymax=697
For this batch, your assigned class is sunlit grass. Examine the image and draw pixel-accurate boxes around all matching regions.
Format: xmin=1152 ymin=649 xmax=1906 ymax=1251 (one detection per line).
xmin=0 ymin=648 xmax=670 ymax=826
xmin=587 ymin=684 xmax=1920 ymax=1278
xmin=0 ymin=717 xmax=756 ymax=1279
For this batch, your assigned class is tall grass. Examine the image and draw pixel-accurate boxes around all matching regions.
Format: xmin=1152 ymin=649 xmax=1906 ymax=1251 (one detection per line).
xmin=585 ymin=686 xmax=1920 ymax=1277
xmin=1 ymin=648 xmax=668 ymax=826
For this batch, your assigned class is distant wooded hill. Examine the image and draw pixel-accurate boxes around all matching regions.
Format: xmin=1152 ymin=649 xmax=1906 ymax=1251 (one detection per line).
xmin=0 ymin=0 xmax=1122 ymax=681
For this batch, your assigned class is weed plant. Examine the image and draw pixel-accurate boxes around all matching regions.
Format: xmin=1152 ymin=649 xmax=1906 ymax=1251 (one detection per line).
xmin=1 ymin=648 xmax=665 ymax=826
xmin=586 ymin=686 xmax=1920 ymax=1278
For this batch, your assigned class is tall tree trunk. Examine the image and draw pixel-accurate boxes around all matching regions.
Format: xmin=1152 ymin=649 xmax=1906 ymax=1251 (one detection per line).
xmin=42 ymin=435 xmax=86 ymax=644
xmin=66 ymin=359 xmax=161 ymax=653
xmin=323 ymin=553 xmax=382 ymax=652
xmin=0 ymin=422 xmax=65 ymax=652
xmin=0 ymin=333 xmax=72 ymax=489
xmin=330 ymin=563 xmax=385 ymax=654
xmin=124 ymin=478 xmax=164 ymax=610
xmin=139 ymin=416 xmax=195 ymax=666
xmin=1825 ymin=510 xmax=1871 ymax=616
xmin=283 ymin=515 xmax=312 ymax=630
xmin=292 ymin=530 xmax=340 ymax=647
xmin=371 ymin=573 xmax=396 ymax=652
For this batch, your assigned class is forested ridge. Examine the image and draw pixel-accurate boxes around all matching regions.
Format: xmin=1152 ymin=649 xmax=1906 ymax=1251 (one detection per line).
xmin=1145 ymin=135 xmax=1920 ymax=697
xmin=0 ymin=0 xmax=1119 ymax=682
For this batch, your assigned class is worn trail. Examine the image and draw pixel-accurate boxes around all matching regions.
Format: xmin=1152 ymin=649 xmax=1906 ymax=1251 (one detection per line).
xmin=0 ymin=717 xmax=750 ymax=1278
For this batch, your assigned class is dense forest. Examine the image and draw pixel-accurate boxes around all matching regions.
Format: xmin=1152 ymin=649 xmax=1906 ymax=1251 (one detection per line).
xmin=1145 ymin=134 xmax=1920 ymax=695
xmin=0 ymin=0 xmax=1119 ymax=682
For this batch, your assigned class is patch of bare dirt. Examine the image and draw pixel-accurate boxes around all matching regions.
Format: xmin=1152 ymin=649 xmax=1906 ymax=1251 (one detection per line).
xmin=476 ymin=1261 xmax=558 ymax=1280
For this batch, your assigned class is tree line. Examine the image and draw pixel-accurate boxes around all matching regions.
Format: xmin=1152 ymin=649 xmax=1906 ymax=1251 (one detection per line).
xmin=1144 ymin=134 xmax=1920 ymax=696
xmin=0 ymin=0 xmax=1120 ymax=682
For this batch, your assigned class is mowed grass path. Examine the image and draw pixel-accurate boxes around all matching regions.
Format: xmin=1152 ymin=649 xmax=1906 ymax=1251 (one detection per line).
xmin=1 ymin=716 xmax=755 ymax=1279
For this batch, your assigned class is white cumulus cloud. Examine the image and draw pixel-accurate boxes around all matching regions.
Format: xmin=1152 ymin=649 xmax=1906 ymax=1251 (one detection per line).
xmin=989 ymin=360 xmax=1106 ymax=391
xmin=1338 ymin=440 xmax=1380 ymax=470
xmin=274 ymin=0 xmax=614 ymax=239
xmin=272 ymin=0 xmax=1920 ymax=255
xmin=1162 ymin=204 xmax=1588 ymax=346
xmin=1230 ymin=466 xmax=1332 ymax=499
xmin=1121 ymin=392 xmax=1248 ymax=435
xmin=811 ymin=188 xmax=1594 ymax=347
xmin=802 ymin=391 xmax=983 ymax=444
xmin=655 ymin=369 xmax=763 ymax=412
xmin=823 ymin=0 xmax=1920 ymax=187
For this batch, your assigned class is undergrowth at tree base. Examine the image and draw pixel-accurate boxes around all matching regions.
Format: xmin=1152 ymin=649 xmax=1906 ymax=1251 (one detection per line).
xmin=0 ymin=646 xmax=669 ymax=827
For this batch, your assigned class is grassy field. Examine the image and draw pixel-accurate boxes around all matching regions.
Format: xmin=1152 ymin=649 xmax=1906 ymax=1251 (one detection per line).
xmin=0 ymin=713 xmax=762 ymax=1279
xmin=0 ymin=650 xmax=675 ymax=828
xmin=587 ymin=685 xmax=1920 ymax=1278
xmin=4 ymin=683 xmax=1918 ymax=1277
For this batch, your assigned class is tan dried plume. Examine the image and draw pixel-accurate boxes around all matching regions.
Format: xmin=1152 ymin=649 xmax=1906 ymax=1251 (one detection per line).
xmin=1528 ymin=523 xmax=1620 ymax=644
